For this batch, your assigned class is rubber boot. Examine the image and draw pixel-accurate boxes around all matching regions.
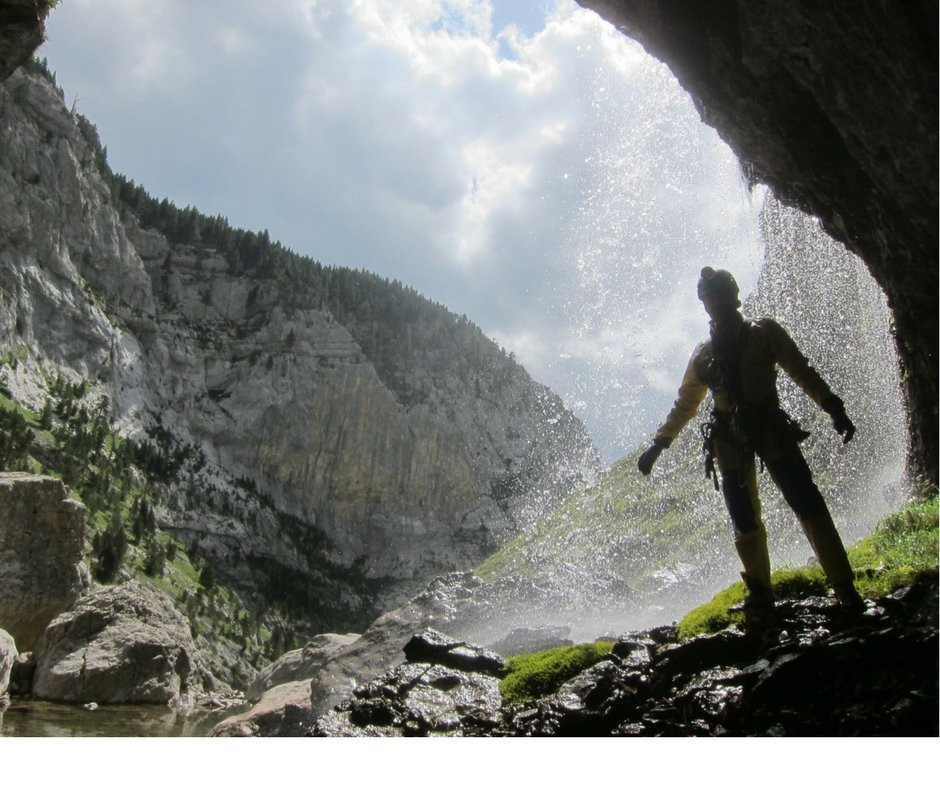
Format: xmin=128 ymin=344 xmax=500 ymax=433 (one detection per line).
xmin=799 ymin=512 xmax=855 ymax=587
xmin=833 ymin=581 xmax=866 ymax=614
xmin=799 ymin=512 xmax=864 ymax=611
xmin=733 ymin=527 xmax=772 ymax=590
xmin=740 ymin=572 xmax=776 ymax=632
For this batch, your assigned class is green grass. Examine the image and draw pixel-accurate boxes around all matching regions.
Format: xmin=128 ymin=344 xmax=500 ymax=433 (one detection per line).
xmin=677 ymin=497 xmax=939 ymax=639
xmin=499 ymin=641 xmax=614 ymax=705
xmin=847 ymin=497 xmax=939 ymax=596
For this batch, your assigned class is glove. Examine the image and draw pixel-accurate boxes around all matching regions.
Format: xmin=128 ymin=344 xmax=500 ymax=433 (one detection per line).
xmin=638 ymin=440 xmax=667 ymax=475
xmin=822 ymin=396 xmax=856 ymax=444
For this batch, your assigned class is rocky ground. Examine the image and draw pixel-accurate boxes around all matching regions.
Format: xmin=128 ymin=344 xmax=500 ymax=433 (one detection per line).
xmin=308 ymin=572 xmax=938 ymax=737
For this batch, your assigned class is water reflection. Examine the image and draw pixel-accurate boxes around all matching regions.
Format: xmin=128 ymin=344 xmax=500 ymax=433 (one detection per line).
xmin=0 ymin=699 xmax=247 ymax=737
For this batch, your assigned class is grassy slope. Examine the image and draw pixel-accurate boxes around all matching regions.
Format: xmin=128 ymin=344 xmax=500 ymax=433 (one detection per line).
xmin=477 ymin=439 xmax=726 ymax=598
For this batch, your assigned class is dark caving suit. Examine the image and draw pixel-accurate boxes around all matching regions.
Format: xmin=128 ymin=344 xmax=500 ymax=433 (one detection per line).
xmin=637 ymin=267 xmax=864 ymax=615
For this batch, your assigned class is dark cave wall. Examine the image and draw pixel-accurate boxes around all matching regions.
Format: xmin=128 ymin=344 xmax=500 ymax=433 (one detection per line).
xmin=579 ymin=0 xmax=938 ymax=492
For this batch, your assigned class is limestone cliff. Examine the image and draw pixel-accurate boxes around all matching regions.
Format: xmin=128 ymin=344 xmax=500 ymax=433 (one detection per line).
xmin=0 ymin=63 xmax=598 ymax=631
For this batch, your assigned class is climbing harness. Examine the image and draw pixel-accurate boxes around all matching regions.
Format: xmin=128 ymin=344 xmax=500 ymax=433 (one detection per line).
xmin=700 ymin=420 xmax=719 ymax=491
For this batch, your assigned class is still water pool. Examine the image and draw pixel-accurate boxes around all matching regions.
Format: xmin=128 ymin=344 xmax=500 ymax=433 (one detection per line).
xmin=0 ymin=699 xmax=247 ymax=737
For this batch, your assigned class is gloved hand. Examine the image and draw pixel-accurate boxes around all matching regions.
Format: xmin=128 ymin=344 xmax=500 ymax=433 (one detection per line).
xmin=637 ymin=441 xmax=666 ymax=475
xmin=822 ymin=396 xmax=856 ymax=444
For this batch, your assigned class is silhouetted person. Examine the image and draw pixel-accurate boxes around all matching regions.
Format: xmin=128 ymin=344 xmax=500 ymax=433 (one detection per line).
xmin=637 ymin=267 xmax=865 ymax=623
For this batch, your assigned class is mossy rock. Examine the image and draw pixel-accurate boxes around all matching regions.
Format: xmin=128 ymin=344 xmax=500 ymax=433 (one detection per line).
xmin=499 ymin=641 xmax=614 ymax=705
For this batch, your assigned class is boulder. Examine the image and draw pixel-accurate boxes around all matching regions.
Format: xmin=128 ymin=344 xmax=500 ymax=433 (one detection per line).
xmin=488 ymin=626 xmax=573 ymax=657
xmin=402 ymin=629 xmax=505 ymax=677
xmin=32 ymin=580 xmax=216 ymax=705
xmin=0 ymin=473 xmax=88 ymax=651
xmin=211 ymin=680 xmax=313 ymax=737
xmin=0 ymin=627 xmax=15 ymax=696
xmin=246 ymin=633 xmax=359 ymax=703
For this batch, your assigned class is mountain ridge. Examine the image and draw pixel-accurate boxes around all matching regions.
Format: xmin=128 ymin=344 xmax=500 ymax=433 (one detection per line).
xmin=0 ymin=58 xmax=598 ymax=681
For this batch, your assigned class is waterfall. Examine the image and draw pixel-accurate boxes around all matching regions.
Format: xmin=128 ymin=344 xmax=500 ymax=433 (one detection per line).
xmin=469 ymin=91 xmax=909 ymax=642
xmin=747 ymin=195 xmax=910 ymax=558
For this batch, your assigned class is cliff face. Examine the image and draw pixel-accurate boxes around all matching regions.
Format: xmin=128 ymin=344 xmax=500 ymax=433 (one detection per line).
xmin=0 ymin=65 xmax=598 ymax=619
xmin=578 ymin=0 xmax=938 ymax=492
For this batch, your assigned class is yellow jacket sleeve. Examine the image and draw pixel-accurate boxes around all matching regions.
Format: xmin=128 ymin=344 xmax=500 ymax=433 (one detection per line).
xmin=760 ymin=318 xmax=836 ymax=407
xmin=654 ymin=343 xmax=709 ymax=445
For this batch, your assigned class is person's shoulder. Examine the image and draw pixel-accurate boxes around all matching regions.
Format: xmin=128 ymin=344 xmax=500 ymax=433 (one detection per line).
xmin=691 ymin=339 xmax=711 ymax=357
xmin=690 ymin=340 xmax=712 ymax=378
xmin=749 ymin=316 xmax=788 ymax=336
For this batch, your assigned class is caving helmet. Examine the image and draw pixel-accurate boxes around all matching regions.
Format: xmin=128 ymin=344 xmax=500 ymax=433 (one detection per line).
xmin=696 ymin=267 xmax=740 ymax=304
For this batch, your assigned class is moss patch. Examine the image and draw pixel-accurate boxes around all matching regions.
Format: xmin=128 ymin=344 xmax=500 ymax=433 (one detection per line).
xmin=499 ymin=641 xmax=614 ymax=705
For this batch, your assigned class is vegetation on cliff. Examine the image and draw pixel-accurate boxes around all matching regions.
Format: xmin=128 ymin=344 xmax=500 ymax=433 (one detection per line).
xmin=2 ymin=57 xmax=599 ymax=686
xmin=0 ymin=370 xmax=377 ymax=684
xmin=19 ymin=58 xmax=560 ymax=420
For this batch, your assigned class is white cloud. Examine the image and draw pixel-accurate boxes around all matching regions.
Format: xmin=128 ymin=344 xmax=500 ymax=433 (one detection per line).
xmin=40 ymin=0 xmax=764 ymax=463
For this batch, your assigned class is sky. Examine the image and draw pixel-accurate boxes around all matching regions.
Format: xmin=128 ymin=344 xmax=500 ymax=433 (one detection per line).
xmin=38 ymin=0 xmax=766 ymax=464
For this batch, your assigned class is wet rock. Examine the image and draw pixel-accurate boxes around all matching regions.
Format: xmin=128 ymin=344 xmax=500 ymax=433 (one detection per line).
xmin=32 ymin=580 xmax=223 ymax=705
xmin=308 ymin=570 xmax=938 ymax=737
xmin=311 ymin=662 xmax=503 ymax=737
xmin=488 ymin=626 xmax=573 ymax=657
xmin=544 ymin=659 xmax=648 ymax=735
xmin=728 ymin=623 xmax=939 ymax=736
xmin=402 ymin=629 xmax=505 ymax=677
xmin=0 ymin=627 xmax=15 ymax=696
xmin=645 ymin=625 xmax=679 ymax=646
xmin=211 ymin=680 xmax=312 ymax=737
xmin=611 ymin=635 xmax=656 ymax=668
xmin=307 ymin=572 xmax=491 ymax=718
xmin=246 ymin=633 xmax=359 ymax=703
xmin=0 ymin=474 xmax=88 ymax=652
xmin=654 ymin=627 xmax=757 ymax=681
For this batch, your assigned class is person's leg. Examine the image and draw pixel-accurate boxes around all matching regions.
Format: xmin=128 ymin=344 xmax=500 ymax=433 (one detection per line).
xmin=714 ymin=435 xmax=773 ymax=607
xmin=762 ymin=441 xmax=863 ymax=610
